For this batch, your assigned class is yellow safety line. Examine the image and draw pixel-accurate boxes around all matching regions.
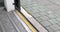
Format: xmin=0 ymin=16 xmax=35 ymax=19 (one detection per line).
xmin=16 ymin=11 xmax=37 ymax=32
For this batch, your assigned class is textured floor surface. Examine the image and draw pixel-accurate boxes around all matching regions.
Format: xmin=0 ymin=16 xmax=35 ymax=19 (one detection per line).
xmin=0 ymin=7 xmax=17 ymax=32
xmin=0 ymin=7 xmax=27 ymax=32
xmin=21 ymin=0 xmax=60 ymax=32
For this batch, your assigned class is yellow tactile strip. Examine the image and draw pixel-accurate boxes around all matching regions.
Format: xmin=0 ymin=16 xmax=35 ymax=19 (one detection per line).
xmin=16 ymin=11 xmax=37 ymax=32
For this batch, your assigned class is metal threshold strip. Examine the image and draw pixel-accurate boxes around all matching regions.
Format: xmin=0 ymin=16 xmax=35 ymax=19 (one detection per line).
xmin=13 ymin=11 xmax=32 ymax=32
xmin=15 ymin=10 xmax=37 ymax=32
xmin=12 ymin=6 xmax=48 ymax=32
xmin=20 ymin=7 xmax=48 ymax=32
xmin=8 ymin=11 xmax=31 ymax=32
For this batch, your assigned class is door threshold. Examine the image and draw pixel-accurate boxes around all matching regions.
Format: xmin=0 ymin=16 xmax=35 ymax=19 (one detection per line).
xmin=20 ymin=7 xmax=48 ymax=32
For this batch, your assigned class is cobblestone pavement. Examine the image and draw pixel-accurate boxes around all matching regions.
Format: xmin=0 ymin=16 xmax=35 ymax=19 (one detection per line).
xmin=21 ymin=0 xmax=60 ymax=32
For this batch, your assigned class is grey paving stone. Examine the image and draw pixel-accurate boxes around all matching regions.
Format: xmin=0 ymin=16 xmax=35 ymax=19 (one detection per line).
xmin=46 ymin=10 xmax=53 ymax=13
xmin=21 ymin=0 xmax=60 ymax=32
xmin=39 ymin=12 xmax=48 ymax=16
xmin=57 ymin=23 xmax=60 ymax=26
xmin=46 ymin=27 xmax=54 ymax=32
xmin=50 ymin=24 xmax=60 ymax=30
xmin=31 ymin=13 xmax=41 ymax=17
xmin=39 ymin=8 xmax=47 ymax=12
xmin=56 ymin=30 xmax=60 ymax=32
xmin=40 ymin=16 xmax=49 ymax=21
xmin=56 ymin=17 xmax=60 ymax=22
xmin=47 ymin=14 xmax=56 ymax=19
xmin=48 ymin=19 xmax=59 ymax=24
xmin=48 ymin=0 xmax=60 ymax=5
xmin=35 ymin=17 xmax=42 ymax=22
xmin=40 ymin=21 xmax=51 ymax=27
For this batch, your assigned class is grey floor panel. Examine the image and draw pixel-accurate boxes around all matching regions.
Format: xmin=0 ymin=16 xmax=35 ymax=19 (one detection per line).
xmin=0 ymin=8 xmax=17 ymax=32
xmin=21 ymin=0 xmax=60 ymax=32
xmin=0 ymin=23 xmax=3 ymax=32
xmin=0 ymin=7 xmax=27 ymax=32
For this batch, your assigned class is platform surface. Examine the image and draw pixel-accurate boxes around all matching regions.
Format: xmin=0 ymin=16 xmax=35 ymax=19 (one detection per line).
xmin=21 ymin=0 xmax=60 ymax=32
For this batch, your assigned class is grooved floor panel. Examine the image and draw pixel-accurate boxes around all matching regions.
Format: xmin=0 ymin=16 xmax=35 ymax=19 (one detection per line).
xmin=0 ymin=7 xmax=27 ymax=32
xmin=21 ymin=0 xmax=60 ymax=32
xmin=0 ymin=8 xmax=17 ymax=32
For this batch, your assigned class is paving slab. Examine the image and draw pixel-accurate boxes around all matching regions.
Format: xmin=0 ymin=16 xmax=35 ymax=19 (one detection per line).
xmin=21 ymin=0 xmax=60 ymax=32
